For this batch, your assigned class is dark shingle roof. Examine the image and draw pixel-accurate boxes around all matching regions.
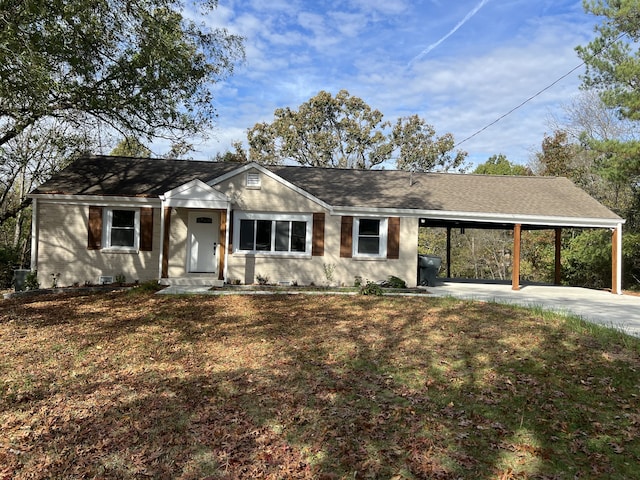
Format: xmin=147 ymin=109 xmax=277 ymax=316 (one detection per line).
xmin=270 ymin=165 xmax=622 ymax=220
xmin=32 ymin=155 xmax=622 ymax=223
xmin=32 ymin=155 xmax=241 ymax=197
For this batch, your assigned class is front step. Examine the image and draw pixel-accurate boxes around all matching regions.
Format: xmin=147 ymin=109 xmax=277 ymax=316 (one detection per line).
xmin=159 ymin=276 xmax=224 ymax=287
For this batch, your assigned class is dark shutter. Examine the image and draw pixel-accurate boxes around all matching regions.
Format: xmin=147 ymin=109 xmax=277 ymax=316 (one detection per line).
xmin=340 ymin=216 xmax=353 ymax=258
xmin=312 ymin=212 xmax=325 ymax=256
xmin=140 ymin=208 xmax=154 ymax=251
xmin=387 ymin=217 xmax=400 ymax=259
xmin=88 ymin=206 xmax=103 ymax=250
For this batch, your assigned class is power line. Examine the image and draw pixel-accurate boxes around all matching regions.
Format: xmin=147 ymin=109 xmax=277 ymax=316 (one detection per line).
xmin=455 ymin=32 xmax=627 ymax=149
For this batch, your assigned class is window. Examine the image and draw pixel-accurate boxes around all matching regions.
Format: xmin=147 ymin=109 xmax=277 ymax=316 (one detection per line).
xmin=235 ymin=213 xmax=311 ymax=254
xmin=104 ymin=208 xmax=140 ymax=250
xmin=354 ymin=217 xmax=387 ymax=257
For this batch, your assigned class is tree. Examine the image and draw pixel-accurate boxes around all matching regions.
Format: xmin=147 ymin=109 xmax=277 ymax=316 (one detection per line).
xmin=576 ymin=0 xmax=640 ymax=122
xmin=248 ymin=90 xmax=393 ymax=169
xmin=474 ymin=154 xmax=532 ymax=175
xmin=0 ymin=0 xmax=244 ymax=221
xmin=247 ymin=90 xmax=465 ymax=171
xmin=574 ymin=1 xmax=640 ymax=191
xmin=393 ymin=115 xmax=466 ymax=172
xmin=214 ymin=141 xmax=248 ymax=163
xmin=534 ymin=131 xmax=578 ymax=177
xmin=110 ymin=138 xmax=152 ymax=158
xmin=0 ymin=120 xmax=95 ymax=272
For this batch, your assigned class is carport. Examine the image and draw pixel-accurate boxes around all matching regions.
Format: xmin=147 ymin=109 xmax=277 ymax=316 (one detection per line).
xmin=408 ymin=173 xmax=625 ymax=294
xmin=420 ymin=214 xmax=624 ymax=294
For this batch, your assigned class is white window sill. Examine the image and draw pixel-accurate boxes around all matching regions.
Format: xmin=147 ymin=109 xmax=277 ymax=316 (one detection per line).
xmin=233 ymin=251 xmax=311 ymax=259
xmin=101 ymin=247 xmax=139 ymax=254
xmin=352 ymin=255 xmax=387 ymax=261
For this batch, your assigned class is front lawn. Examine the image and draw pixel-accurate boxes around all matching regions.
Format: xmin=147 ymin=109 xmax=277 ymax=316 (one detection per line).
xmin=0 ymin=291 xmax=638 ymax=479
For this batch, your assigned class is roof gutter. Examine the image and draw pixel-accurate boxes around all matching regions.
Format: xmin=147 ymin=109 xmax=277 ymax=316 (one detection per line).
xmin=330 ymin=206 xmax=625 ymax=229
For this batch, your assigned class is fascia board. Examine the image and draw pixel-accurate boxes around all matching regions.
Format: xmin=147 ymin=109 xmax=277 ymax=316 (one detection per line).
xmin=28 ymin=193 xmax=161 ymax=207
xmin=331 ymin=206 xmax=625 ymax=229
xmin=162 ymin=178 xmax=229 ymax=201
xmin=209 ymin=162 xmax=332 ymax=210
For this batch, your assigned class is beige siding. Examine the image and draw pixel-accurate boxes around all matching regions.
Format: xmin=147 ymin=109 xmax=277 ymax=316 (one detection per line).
xmin=221 ymin=169 xmax=420 ymax=287
xmin=37 ymin=168 xmax=421 ymax=288
xmin=215 ymin=168 xmax=322 ymax=212
xmin=166 ymin=208 xmax=189 ymax=278
xmin=36 ymin=202 xmax=161 ymax=287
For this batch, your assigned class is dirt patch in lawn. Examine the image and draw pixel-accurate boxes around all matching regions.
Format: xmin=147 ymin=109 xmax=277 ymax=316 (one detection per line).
xmin=1 ymin=291 xmax=638 ymax=479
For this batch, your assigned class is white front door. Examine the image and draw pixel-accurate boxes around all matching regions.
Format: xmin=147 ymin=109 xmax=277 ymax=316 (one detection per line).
xmin=188 ymin=211 xmax=219 ymax=273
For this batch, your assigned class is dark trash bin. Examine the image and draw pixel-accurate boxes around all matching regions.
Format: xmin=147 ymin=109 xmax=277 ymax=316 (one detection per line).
xmin=418 ymin=255 xmax=441 ymax=287
xmin=13 ymin=269 xmax=30 ymax=292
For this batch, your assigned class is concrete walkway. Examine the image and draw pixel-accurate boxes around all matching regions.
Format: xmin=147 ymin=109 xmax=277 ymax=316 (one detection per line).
xmin=428 ymin=281 xmax=640 ymax=338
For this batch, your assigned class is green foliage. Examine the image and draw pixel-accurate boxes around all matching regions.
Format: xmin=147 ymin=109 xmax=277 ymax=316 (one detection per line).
xmin=474 ymin=154 xmax=532 ymax=176
xmin=322 ymin=263 xmax=336 ymax=285
xmin=563 ymin=229 xmax=612 ymax=289
xmin=247 ymin=90 xmax=465 ymax=171
xmin=359 ymin=281 xmax=383 ymax=296
xmin=520 ymin=230 xmax=556 ymax=284
xmin=622 ymin=232 xmax=640 ymax=288
xmin=110 ymin=138 xmax=151 ymax=158
xmin=1 ymin=0 xmax=244 ymax=153
xmin=536 ymin=131 xmax=578 ymax=177
xmin=0 ymin=247 xmax=20 ymax=288
xmin=248 ymin=90 xmax=393 ymax=169
xmin=115 ymin=273 xmax=126 ymax=285
xmin=24 ymin=270 xmax=40 ymax=290
xmin=383 ymin=276 xmax=407 ymax=289
xmin=577 ymin=1 xmax=640 ymax=122
xmin=128 ymin=280 xmax=163 ymax=295
xmin=393 ymin=114 xmax=467 ymax=172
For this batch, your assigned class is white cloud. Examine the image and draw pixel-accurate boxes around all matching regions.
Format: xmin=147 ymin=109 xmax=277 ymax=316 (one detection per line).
xmin=166 ymin=1 xmax=601 ymax=169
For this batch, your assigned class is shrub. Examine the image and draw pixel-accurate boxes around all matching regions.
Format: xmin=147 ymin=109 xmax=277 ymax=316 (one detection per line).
xmin=384 ymin=275 xmax=406 ymax=288
xmin=359 ymin=281 xmax=383 ymax=296
xmin=24 ymin=270 xmax=40 ymax=290
xmin=128 ymin=280 xmax=163 ymax=295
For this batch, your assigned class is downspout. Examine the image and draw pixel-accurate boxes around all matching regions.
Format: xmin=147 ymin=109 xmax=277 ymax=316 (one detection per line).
xmin=158 ymin=196 xmax=166 ymax=282
xmin=223 ymin=203 xmax=231 ymax=283
xmin=30 ymin=198 xmax=38 ymax=271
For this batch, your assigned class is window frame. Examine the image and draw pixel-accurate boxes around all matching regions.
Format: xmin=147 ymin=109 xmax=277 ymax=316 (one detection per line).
xmin=353 ymin=217 xmax=387 ymax=258
xmin=234 ymin=212 xmax=312 ymax=256
xmin=103 ymin=207 xmax=140 ymax=251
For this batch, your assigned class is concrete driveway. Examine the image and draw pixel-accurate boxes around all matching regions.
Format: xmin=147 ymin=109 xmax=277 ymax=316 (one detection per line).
xmin=428 ymin=280 xmax=640 ymax=338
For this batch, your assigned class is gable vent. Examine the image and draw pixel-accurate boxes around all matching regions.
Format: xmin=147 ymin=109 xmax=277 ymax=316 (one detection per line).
xmin=246 ymin=172 xmax=261 ymax=188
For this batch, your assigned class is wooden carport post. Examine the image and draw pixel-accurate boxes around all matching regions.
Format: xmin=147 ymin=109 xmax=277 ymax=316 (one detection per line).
xmin=512 ymin=223 xmax=521 ymax=291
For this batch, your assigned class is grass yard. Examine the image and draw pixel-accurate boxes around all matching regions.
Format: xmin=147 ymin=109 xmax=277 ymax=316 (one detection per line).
xmin=0 ymin=290 xmax=639 ymax=479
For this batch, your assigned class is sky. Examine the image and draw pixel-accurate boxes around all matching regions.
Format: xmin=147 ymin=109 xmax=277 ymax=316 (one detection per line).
xmin=171 ymin=0 xmax=601 ymax=169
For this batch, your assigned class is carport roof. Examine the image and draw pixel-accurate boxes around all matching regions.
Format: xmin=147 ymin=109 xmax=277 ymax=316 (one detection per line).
xmin=269 ymin=165 xmax=622 ymax=222
xmin=31 ymin=155 xmax=623 ymax=227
